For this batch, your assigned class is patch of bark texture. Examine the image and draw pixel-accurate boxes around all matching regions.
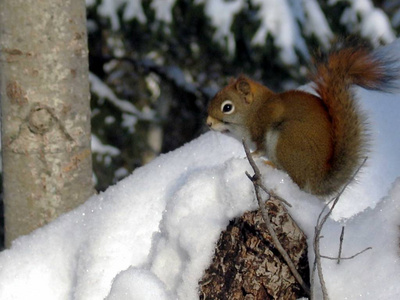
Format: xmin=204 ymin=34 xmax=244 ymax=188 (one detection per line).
xmin=199 ymin=199 xmax=309 ymax=300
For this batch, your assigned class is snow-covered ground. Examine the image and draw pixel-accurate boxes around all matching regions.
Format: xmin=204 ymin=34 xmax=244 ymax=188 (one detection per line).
xmin=2 ymin=22 xmax=400 ymax=298
xmin=0 ymin=80 xmax=400 ymax=299
xmin=1 ymin=1 xmax=398 ymax=298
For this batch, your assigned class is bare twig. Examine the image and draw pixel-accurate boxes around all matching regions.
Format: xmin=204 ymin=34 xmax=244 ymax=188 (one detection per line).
xmin=259 ymin=184 xmax=292 ymax=207
xmin=338 ymin=226 xmax=345 ymax=264
xmin=321 ymin=247 xmax=372 ymax=261
xmin=312 ymin=229 xmax=329 ymax=300
xmin=311 ymin=157 xmax=368 ymax=300
xmin=243 ymin=141 xmax=292 ymax=207
xmin=242 ymin=140 xmax=310 ymax=296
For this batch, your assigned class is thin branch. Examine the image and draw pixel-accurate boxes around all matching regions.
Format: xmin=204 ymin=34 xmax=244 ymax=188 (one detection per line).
xmin=243 ymin=141 xmax=292 ymax=207
xmin=321 ymin=247 xmax=372 ymax=261
xmin=312 ymin=228 xmax=329 ymax=300
xmin=242 ymin=140 xmax=262 ymax=179
xmin=311 ymin=157 xmax=368 ymax=300
xmin=337 ymin=226 xmax=345 ymax=264
xmin=318 ymin=157 xmax=368 ymax=232
xmin=242 ymin=140 xmax=310 ymax=296
xmin=259 ymin=184 xmax=292 ymax=207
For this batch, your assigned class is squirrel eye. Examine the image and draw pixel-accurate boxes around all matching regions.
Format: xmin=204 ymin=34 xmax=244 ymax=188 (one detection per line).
xmin=221 ymin=100 xmax=235 ymax=114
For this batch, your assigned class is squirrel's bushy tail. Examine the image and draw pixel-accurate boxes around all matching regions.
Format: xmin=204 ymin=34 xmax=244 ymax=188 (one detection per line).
xmin=311 ymin=41 xmax=400 ymax=195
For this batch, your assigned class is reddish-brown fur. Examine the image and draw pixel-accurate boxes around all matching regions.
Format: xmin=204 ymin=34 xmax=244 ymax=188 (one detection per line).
xmin=207 ymin=44 xmax=398 ymax=196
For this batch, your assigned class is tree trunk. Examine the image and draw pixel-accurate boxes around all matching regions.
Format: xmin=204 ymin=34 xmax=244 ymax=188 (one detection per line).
xmin=199 ymin=199 xmax=309 ymax=300
xmin=0 ymin=0 xmax=93 ymax=247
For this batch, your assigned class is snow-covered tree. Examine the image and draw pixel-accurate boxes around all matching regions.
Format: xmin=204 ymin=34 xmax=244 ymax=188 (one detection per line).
xmin=86 ymin=0 xmax=399 ymax=191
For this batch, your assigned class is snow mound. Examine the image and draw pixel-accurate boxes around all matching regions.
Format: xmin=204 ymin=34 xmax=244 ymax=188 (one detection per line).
xmin=0 ymin=124 xmax=399 ymax=299
xmin=2 ymin=36 xmax=400 ymax=298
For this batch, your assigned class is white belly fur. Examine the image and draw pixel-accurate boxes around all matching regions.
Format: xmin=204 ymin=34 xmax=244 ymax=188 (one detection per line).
xmin=265 ymin=129 xmax=279 ymax=163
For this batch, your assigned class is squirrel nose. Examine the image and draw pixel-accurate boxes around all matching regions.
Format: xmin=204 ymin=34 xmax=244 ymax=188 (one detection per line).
xmin=206 ymin=116 xmax=214 ymax=128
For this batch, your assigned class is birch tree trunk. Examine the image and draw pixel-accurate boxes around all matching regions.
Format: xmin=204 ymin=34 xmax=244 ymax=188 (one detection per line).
xmin=0 ymin=0 xmax=93 ymax=247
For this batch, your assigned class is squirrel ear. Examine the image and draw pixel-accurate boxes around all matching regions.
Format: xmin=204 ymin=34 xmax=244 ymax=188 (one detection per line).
xmin=236 ymin=78 xmax=253 ymax=104
xmin=228 ymin=77 xmax=236 ymax=85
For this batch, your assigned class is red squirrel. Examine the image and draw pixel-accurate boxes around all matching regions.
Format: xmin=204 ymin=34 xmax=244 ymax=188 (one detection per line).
xmin=207 ymin=42 xmax=399 ymax=196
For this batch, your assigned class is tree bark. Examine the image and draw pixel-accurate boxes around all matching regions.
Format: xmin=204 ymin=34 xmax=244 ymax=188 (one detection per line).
xmin=199 ymin=199 xmax=309 ymax=300
xmin=0 ymin=0 xmax=93 ymax=247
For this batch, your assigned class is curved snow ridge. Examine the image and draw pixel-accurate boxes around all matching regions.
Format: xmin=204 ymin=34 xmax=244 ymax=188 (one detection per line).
xmin=1 ymin=96 xmax=400 ymax=300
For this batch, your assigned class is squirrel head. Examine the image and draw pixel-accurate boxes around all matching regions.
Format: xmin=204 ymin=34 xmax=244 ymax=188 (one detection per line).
xmin=206 ymin=76 xmax=254 ymax=138
xmin=206 ymin=76 xmax=274 ymax=141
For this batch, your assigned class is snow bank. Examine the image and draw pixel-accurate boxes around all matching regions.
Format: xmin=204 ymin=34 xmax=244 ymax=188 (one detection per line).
xmin=1 ymin=43 xmax=400 ymax=298
xmin=0 ymin=133 xmax=255 ymax=300
xmin=1 ymin=119 xmax=399 ymax=299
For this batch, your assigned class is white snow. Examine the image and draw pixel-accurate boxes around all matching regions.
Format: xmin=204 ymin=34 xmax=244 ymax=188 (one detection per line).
xmin=107 ymin=268 xmax=170 ymax=300
xmin=96 ymin=0 xmax=175 ymax=29
xmin=150 ymin=0 xmax=177 ymax=24
xmin=1 ymin=75 xmax=400 ymax=299
xmin=252 ymin=0 xmax=310 ymax=64
xmin=97 ymin=0 xmax=146 ymax=29
xmin=123 ymin=0 xmax=147 ymax=24
xmin=90 ymin=0 xmax=396 ymax=65
xmin=91 ymin=135 xmax=120 ymax=156
xmin=340 ymin=0 xmax=396 ymax=45
xmin=2 ymin=2 xmax=400 ymax=297
xmin=196 ymin=0 xmax=244 ymax=55
xmin=89 ymin=72 xmax=155 ymax=122
xmin=301 ymin=0 xmax=333 ymax=49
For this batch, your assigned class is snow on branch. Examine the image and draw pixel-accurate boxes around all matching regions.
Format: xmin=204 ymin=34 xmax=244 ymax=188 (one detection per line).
xmin=89 ymin=72 xmax=155 ymax=120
